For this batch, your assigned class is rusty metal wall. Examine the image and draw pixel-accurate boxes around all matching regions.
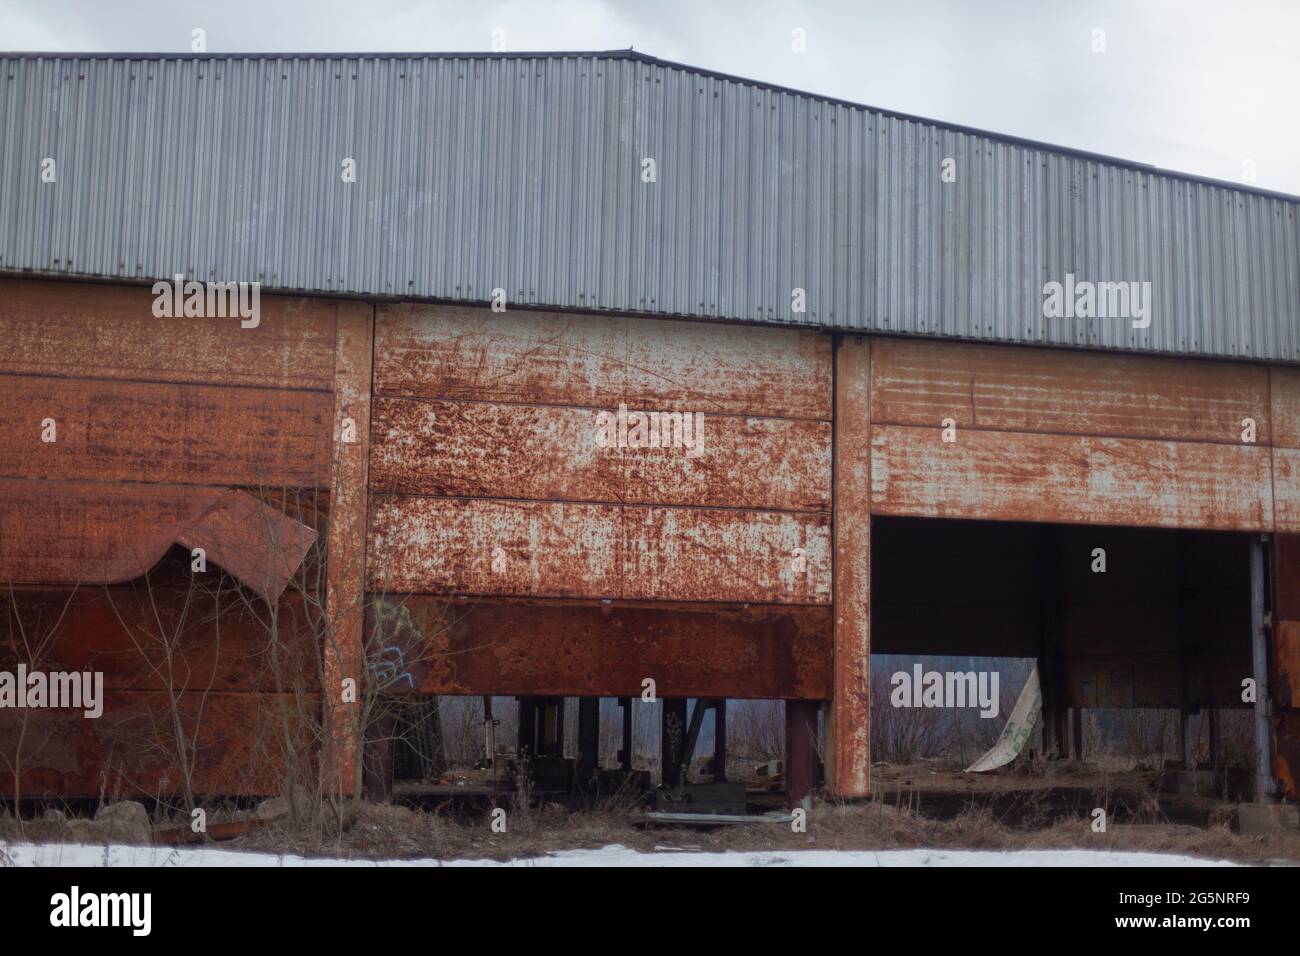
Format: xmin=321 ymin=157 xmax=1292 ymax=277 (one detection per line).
xmin=2 ymin=51 xmax=1297 ymax=364
xmin=867 ymin=337 xmax=1286 ymax=531
xmin=366 ymin=303 xmax=833 ymax=604
xmin=0 ymin=278 xmax=336 ymax=797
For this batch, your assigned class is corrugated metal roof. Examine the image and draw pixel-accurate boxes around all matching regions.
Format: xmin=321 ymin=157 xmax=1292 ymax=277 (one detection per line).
xmin=1 ymin=50 xmax=1297 ymax=363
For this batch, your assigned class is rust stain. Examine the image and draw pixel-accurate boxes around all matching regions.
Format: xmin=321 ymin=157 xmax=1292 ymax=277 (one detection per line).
xmin=0 ymin=374 xmax=331 ymax=487
xmin=0 ymin=277 xmax=336 ymax=390
xmin=369 ymin=496 xmax=622 ymax=599
xmin=831 ymin=336 xmax=871 ymax=797
xmin=401 ymin=598 xmax=832 ymax=699
xmin=872 ymin=337 xmax=1271 ymax=445
xmin=370 ymin=397 xmax=831 ymax=512
xmin=368 ymin=496 xmax=831 ymax=604
xmin=622 ymin=506 xmax=830 ymax=603
xmin=870 ymin=424 xmax=1274 ymax=531
xmin=322 ymin=302 xmax=374 ymax=797
xmin=374 ymin=303 xmax=833 ymax=419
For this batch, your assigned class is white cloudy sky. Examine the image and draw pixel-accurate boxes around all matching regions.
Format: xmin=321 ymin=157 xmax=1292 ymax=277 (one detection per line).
xmin=3 ymin=0 xmax=1298 ymax=194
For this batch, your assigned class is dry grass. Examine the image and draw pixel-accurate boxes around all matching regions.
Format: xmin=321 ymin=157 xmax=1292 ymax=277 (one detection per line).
xmin=221 ymin=793 xmax=1300 ymax=865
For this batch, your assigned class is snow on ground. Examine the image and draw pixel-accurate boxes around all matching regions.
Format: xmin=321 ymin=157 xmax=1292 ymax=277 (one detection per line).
xmin=0 ymin=842 xmax=1238 ymax=867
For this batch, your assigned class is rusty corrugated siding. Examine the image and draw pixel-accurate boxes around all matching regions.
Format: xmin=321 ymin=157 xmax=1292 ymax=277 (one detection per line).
xmin=2 ymin=52 xmax=1296 ymax=363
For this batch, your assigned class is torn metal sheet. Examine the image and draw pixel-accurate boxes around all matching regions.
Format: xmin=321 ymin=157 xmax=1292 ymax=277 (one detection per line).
xmin=966 ymin=665 xmax=1042 ymax=773
xmin=176 ymin=489 xmax=318 ymax=602
xmin=0 ymin=481 xmax=316 ymax=602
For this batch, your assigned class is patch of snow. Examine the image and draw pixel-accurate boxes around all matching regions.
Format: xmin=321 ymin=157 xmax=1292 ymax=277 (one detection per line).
xmin=0 ymin=842 xmax=1239 ymax=867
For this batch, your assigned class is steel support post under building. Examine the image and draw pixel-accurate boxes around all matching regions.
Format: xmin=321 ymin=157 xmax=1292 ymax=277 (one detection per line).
xmin=786 ymin=700 xmax=819 ymax=809
xmin=1251 ymin=534 xmax=1274 ymax=801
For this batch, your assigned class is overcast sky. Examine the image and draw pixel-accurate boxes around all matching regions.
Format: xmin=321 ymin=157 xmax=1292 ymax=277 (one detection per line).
xmin=3 ymin=0 xmax=1297 ymax=194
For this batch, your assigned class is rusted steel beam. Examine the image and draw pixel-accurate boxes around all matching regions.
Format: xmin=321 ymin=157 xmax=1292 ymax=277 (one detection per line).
xmin=830 ymin=336 xmax=871 ymax=797
xmin=369 ymin=497 xmax=831 ymax=604
xmin=872 ymin=337 xmax=1272 ymax=445
xmin=322 ymin=302 xmax=374 ymax=799
xmin=0 ymin=374 xmax=330 ymax=487
xmin=0 ymin=277 xmax=336 ymax=390
xmin=870 ymin=424 xmax=1275 ymax=531
xmin=397 ymin=598 xmax=832 ymax=700
xmin=370 ymin=397 xmax=831 ymax=513
xmin=375 ymin=304 xmax=833 ymax=420
xmin=0 ymin=481 xmax=315 ymax=601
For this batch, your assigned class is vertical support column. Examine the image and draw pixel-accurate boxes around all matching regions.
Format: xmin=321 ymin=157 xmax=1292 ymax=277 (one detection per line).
xmin=618 ymin=697 xmax=633 ymax=772
xmin=786 ymin=699 xmax=819 ymax=810
xmin=1208 ymin=703 xmax=1220 ymax=771
xmin=518 ymin=697 xmax=538 ymax=757
xmin=323 ymin=302 xmax=374 ymax=801
xmin=661 ymin=697 xmax=687 ymax=788
xmin=518 ymin=696 xmax=564 ymax=757
xmin=830 ymin=335 xmax=872 ymax=797
xmin=577 ymin=697 xmax=600 ymax=774
xmin=1176 ymin=532 xmax=1195 ymax=769
xmin=1250 ymin=534 xmax=1274 ymax=801
xmin=1037 ymin=525 xmax=1066 ymax=759
xmin=483 ymin=696 xmax=496 ymax=767
xmin=714 ymin=699 xmax=727 ymax=782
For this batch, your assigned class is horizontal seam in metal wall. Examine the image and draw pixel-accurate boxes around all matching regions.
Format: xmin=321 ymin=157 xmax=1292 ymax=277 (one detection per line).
xmin=868 ymin=420 xmax=1278 ymax=448
xmin=370 ymin=392 xmax=833 ymax=424
xmin=368 ymin=490 xmax=831 ymax=517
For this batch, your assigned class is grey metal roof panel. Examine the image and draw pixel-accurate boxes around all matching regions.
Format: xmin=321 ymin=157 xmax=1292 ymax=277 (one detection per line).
xmin=1 ymin=51 xmax=1297 ymax=363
